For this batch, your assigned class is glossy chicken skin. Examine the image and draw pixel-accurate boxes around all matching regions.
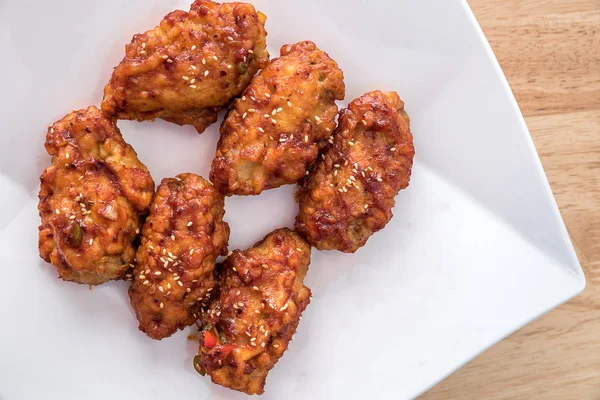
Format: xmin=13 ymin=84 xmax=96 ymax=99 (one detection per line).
xmin=129 ymin=173 xmax=229 ymax=340
xmin=295 ymin=90 xmax=415 ymax=253
xmin=102 ymin=0 xmax=269 ymax=134
xmin=195 ymin=228 xmax=311 ymax=394
xmin=210 ymin=41 xmax=345 ymax=195
xmin=38 ymin=106 xmax=154 ymax=285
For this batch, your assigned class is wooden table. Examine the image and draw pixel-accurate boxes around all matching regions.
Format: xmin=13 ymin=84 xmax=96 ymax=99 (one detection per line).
xmin=421 ymin=1 xmax=600 ymax=399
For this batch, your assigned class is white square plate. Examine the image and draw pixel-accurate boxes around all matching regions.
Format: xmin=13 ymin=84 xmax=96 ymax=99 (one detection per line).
xmin=0 ymin=0 xmax=585 ymax=399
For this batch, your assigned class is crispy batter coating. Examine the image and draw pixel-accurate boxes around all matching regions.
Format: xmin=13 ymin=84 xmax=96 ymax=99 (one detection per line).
xmin=210 ymin=41 xmax=345 ymax=195
xmin=195 ymin=228 xmax=311 ymax=395
xmin=129 ymin=173 xmax=229 ymax=340
xmin=102 ymin=0 xmax=269 ymax=134
xmin=295 ymin=91 xmax=415 ymax=253
xmin=38 ymin=106 xmax=154 ymax=285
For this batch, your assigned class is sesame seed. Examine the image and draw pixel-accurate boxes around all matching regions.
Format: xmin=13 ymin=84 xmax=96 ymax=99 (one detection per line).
xmin=304 ymin=135 xmax=309 ymax=143
xmin=139 ymin=274 xmax=146 ymax=279
xmin=161 ymin=55 xmax=168 ymax=59
xmin=227 ymin=36 xmax=233 ymax=41
xmin=216 ymin=311 xmax=221 ymax=316
xmin=159 ymin=302 xmax=163 ymax=309
xmin=377 ymin=177 xmax=383 ymax=182
xmin=264 ymin=114 xmax=270 ymax=118
xmin=190 ymin=78 xmax=195 ymax=84
xmin=279 ymin=303 xmax=288 ymax=311
xmin=227 ymin=64 xmax=232 ymax=69
xmin=342 ymin=187 xmax=348 ymax=192
xmin=140 ymin=50 xmax=146 ymax=55
xmin=299 ymin=316 xmax=303 ymax=321
xmin=255 ymin=310 xmax=260 ymax=313
xmin=274 ymin=344 xmax=280 ymax=348
xmin=334 ymin=170 xmax=338 ymax=176
xmin=243 ymin=56 xmax=247 ymax=62
xmin=189 ymin=85 xmax=197 ymax=89
xmin=328 ymin=138 xmax=334 ymax=144
xmin=334 ymin=164 xmax=340 ymax=168
xmin=50 ymin=128 xmax=54 ymax=133
xmin=174 ymin=276 xmax=180 ymax=281
xmin=155 ymin=271 xmax=161 ymax=276
xmin=163 ymin=261 xmax=169 ymax=268
xmin=207 ymin=287 xmax=213 ymax=292
xmin=135 ymin=228 xmax=140 ymax=234
xmin=69 ymin=215 xmax=75 ymax=220
xmin=232 ymin=267 xmax=237 ymax=272
xmin=348 ymin=141 xmax=355 ymax=146
xmin=242 ymin=96 xmax=246 ymax=101
xmin=80 ymin=203 xmax=86 ymax=208
xmin=362 ymin=171 xmax=366 ymax=177
xmin=247 ymin=108 xmax=256 ymax=113
xmin=202 ymin=58 xmax=206 ymax=64
xmin=265 ymin=92 xmax=271 ymax=98
xmin=251 ymin=96 xmax=256 ymax=101
xmin=178 ymin=281 xmax=183 ymax=287
xmin=350 ymin=176 xmax=356 ymax=181
xmin=271 ymin=119 xmax=277 ymax=124
xmin=291 ymin=134 xmax=294 ymax=140
xmin=250 ymin=337 xmax=256 ymax=342
xmin=212 ymin=56 xmax=218 ymax=61
xmin=242 ymin=112 xmax=247 ymax=119
xmin=65 ymin=152 xmax=69 ymax=159
xmin=251 ymin=342 xmax=257 ymax=347
xmin=236 ymin=290 xmax=241 ymax=295
xmin=277 ymin=107 xmax=283 ymax=112
xmin=204 ymin=70 xmax=209 ymax=77
xmin=159 ymin=286 xmax=164 ymax=292
xmin=182 ymin=76 xmax=189 ymax=81
xmin=287 ymin=100 xmax=292 ymax=107
xmin=191 ymin=45 xmax=196 ymax=51
xmin=186 ymin=288 xmax=191 ymax=293
xmin=314 ymin=116 xmax=321 ymax=122
xmin=171 ymin=234 xmax=175 ymax=241
xmin=362 ymin=120 xmax=367 ymax=125
xmin=262 ymin=264 xmax=268 ymax=269
xmin=261 ymin=342 xmax=265 ymax=347
xmin=187 ymin=221 xmax=193 ymax=227
xmin=364 ymin=204 xmax=369 ymax=209
xmin=321 ymin=154 xmax=325 ymax=160
xmin=237 ymin=301 xmax=244 ymax=307
xmin=143 ymin=280 xmax=149 ymax=285
xmin=189 ymin=249 xmax=194 ymax=255
xmin=166 ymin=59 xmax=173 ymax=63
xmin=88 ymin=239 xmax=93 ymax=245
xmin=272 ymin=109 xmax=277 ymax=116
xmin=279 ymin=138 xmax=286 ymax=143
xmin=390 ymin=147 xmax=396 ymax=152
xmin=191 ymin=65 xmax=197 ymax=70
xmin=253 ymin=286 xmax=259 ymax=291
xmin=258 ymin=127 xmax=264 ymax=133
xmin=306 ymin=171 xmax=310 ymax=176
xmin=141 ymin=42 xmax=146 ymax=49
xmin=367 ymin=166 xmax=373 ymax=172
xmin=167 ymin=283 xmax=171 ymax=289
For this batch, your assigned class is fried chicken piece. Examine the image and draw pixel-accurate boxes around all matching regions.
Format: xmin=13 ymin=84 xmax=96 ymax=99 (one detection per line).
xmin=295 ymin=91 xmax=415 ymax=253
xmin=129 ymin=173 xmax=229 ymax=340
xmin=38 ymin=106 xmax=154 ymax=285
xmin=102 ymin=0 xmax=269 ymax=134
xmin=195 ymin=228 xmax=311 ymax=395
xmin=210 ymin=41 xmax=345 ymax=195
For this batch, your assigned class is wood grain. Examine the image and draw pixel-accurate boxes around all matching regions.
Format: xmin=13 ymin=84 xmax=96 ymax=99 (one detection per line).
xmin=421 ymin=1 xmax=600 ymax=399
